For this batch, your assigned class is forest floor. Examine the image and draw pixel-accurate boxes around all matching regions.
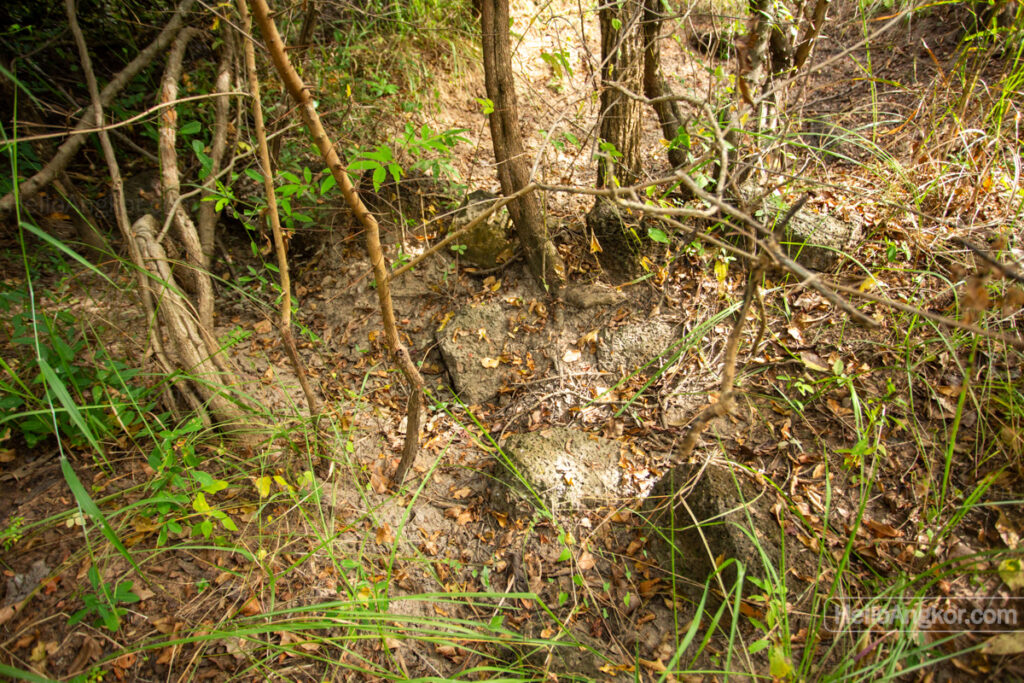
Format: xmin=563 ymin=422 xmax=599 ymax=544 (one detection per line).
xmin=2 ymin=1 xmax=1023 ymax=681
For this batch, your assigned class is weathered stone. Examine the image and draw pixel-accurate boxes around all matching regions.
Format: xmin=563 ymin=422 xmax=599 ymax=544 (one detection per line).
xmin=436 ymin=302 xmax=518 ymax=405
xmin=662 ymin=371 xmax=720 ymax=428
xmin=450 ymin=190 xmax=515 ymax=269
xmin=562 ymin=282 xmax=625 ymax=310
xmin=599 ymin=319 xmax=679 ymax=376
xmin=499 ymin=427 xmax=625 ymax=509
xmin=645 ymin=462 xmax=779 ymax=593
xmin=774 ymin=207 xmax=860 ymax=271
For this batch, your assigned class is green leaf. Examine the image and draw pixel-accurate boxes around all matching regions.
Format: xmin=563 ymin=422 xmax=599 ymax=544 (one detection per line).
xmin=303 ymin=166 xmax=312 ymax=183
xmin=180 ymin=120 xmax=201 ymax=136
xmin=221 ymin=516 xmax=238 ymax=531
xmin=648 ymin=227 xmax=670 ymax=244
xmin=348 ymin=159 xmax=379 ymax=172
xmin=769 ymin=646 xmax=793 ymax=678
xmin=244 ymin=168 xmax=265 ymax=184
xmin=115 ymin=581 xmax=140 ymax=603
xmin=192 ymin=492 xmax=211 ymax=515
xmin=203 ymin=479 xmax=228 ymax=495
xmin=387 ymin=163 xmax=402 ymax=184
xmin=557 ymin=548 xmax=571 ymax=562
xmin=372 ymin=166 xmax=386 ymax=191
xmin=748 ymin=638 xmax=770 ymax=654
xmin=611 ymin=17 xmax=621 ymax=31
xmin=320 ymin=175 xmax=336 ymax=195
xmin=254 ymin=476 xmax=272 ymax=498
xmin=476 ymin=97 xmax=494 ymax=115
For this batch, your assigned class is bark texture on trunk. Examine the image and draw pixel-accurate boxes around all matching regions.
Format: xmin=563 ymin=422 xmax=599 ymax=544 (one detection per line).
xmin=479 ymin=0 xmax=566 ymax=291
xmin=597 ymin=0 xmax=645 ymax=188
xmin=643 ymin=0 xmax=686 ymax=169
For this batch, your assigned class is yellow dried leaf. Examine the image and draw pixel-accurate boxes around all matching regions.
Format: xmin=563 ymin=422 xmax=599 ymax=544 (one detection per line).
xmin=254 ymin=476 xmax=272 ymax=498
xmin=480 ymin=357 xmax=500 ymax=368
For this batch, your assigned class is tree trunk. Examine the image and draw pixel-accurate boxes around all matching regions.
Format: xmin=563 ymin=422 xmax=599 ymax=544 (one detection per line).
xmin=597 ymin=0 xmax=645 ymax=188
xmin=479 ymin=0 xmax=566 ymax=291
xmin=643 ymin=0 xmax=686 ymax=169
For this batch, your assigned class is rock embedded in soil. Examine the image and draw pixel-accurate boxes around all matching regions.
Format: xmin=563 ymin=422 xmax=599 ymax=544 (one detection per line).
xmin=436 ymin=302 xmax=520 ymax=405
xmin=450 ymin=190 xmax=515 ymax=269
xmin=645 ymin=461 xmax=780 ymax=594
xmin=498 ymin=427 xmax=626 ymax=510
xmin=599 ymin=318 xmax=679 ymax=377
xmin=561 ymin=282 xmax=625 ymax=309
xmin=773 ymin=206 xmax=861 ymax=271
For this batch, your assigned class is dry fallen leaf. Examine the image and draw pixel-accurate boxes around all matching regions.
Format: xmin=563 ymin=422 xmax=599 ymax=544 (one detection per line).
xmin=375 ymin=523 xmax=394 ymax=545
xmin=239 ymin=595 xmax=262 ymax=616
xmin=799 ymin=350 xmax=829 ymax=373
xmin=253 ymin=319 xmax=273 ymax=334
xmin=480 ymin=357 xmax=500 ymax=368
xmin=982 ymin=632 xmax=1024 ymax=655
xmin=864 ymin=519 xmax=902 ymax=539
xmin=577 ymin=551 xmax=596 ymax=571
xmin=562 ymin=348 xmax=581 ymax=363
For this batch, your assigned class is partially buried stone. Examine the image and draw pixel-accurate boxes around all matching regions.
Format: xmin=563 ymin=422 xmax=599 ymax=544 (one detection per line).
xmin=772 ymin=206 xmax=861 ymax=271
xmin=499 ymin=428 xmax=625 ymax=510
xmin=450 ymin=190 xmax=515 ymax=268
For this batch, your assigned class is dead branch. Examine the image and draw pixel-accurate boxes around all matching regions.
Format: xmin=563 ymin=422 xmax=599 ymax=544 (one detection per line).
xmin=238 ymin=3 xmax=319 ymax=418
xmin=248 ymin=0 xmax=424 ymax=484
xmin=389 ymin=183 xmax=539 ymax=280
xmin=675 ymin=259 xmax=766 ymax=462
xmin=0 ymin=0 xmax=197 ymax=218
xmin=955 ymin=236 xmax=1024 ymax=286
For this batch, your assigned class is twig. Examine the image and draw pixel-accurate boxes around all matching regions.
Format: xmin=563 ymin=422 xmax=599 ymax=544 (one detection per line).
xmin=390 ymin=184 xmax=537 ymax=280
xmin=955 ymin=236 xmax=1024 ymax=285
xmin=238 ymin=0 xmax=319 ymax=419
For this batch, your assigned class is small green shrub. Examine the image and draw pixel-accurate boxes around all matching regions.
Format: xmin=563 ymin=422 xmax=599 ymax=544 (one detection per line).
xmin=0 ymin=285 xmax=155 ymax=449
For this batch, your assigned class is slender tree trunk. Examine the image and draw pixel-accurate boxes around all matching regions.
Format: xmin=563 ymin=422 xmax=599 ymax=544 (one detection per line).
xmin=158 ymin=28 xmax=217 ymax=333
xmin=66 ymin=0 xmax=248 ymax=429
xmin=642 ymin=0 xmax=686 ymax=169
xmin=198 ymin=34 xmax=234 ymax=267
xmin=479 ymin=0 xmax=566 ymax=291
xmin=793 ymin=0 xmax=830 ymax=72
xmin=238 ymin=1 xmax=319 ymax=419
xmin=597 ymin=0 xmax=645 ymax=188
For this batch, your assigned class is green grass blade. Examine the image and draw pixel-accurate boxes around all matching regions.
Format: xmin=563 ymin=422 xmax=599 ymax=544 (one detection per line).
xmin=60 ymin=455 xmax=143 ymax=579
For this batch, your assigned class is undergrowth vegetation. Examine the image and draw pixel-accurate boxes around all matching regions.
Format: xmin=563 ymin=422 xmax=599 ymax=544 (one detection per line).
xmin=1 ymin=0 xmax=1023 ymax=681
